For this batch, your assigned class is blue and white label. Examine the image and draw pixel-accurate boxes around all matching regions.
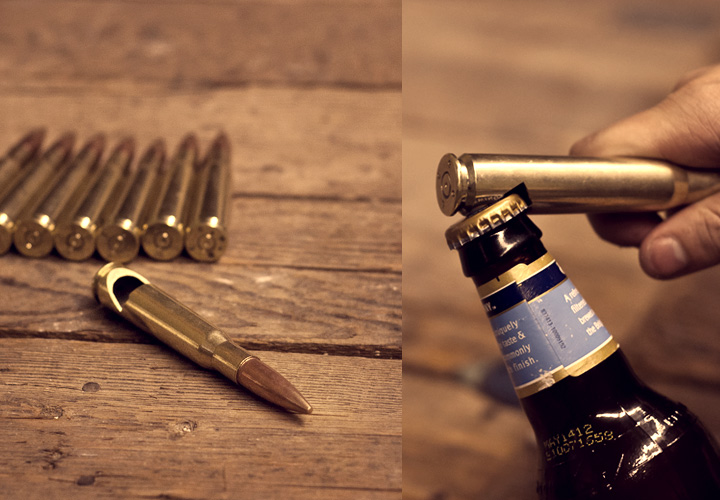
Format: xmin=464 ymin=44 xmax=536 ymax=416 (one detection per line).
xmin=480 ymin=258 xmax=616 ymax=396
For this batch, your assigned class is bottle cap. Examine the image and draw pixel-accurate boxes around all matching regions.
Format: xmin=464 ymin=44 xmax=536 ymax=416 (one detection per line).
xmin=444 ymin=192 xmax=529 ymax=250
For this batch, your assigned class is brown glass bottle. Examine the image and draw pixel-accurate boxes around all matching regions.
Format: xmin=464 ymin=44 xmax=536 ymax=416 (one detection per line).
xmin=445 ymin=189 xmax=720 ymax=499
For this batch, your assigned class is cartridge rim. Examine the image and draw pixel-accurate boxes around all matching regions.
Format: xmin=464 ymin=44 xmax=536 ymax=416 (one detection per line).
xmin=97 ymin=223 xmax=141 ymax=263
xmin=445 ymin=193 xmax=529 ymax=250
xmin=13 ymin=218 xmax=54 ymax=258
xmin=436 ymin=153 xmax=469 ymax=217
xmin=54 ymin=222 xmax=96 ymax=261
xmin=185 ymin=222 xmax=227 ymax=262
xmin=0 ymin=217 xmax=13 ymax=255
xmin=142 ymin=222 xmax=184 ymax=261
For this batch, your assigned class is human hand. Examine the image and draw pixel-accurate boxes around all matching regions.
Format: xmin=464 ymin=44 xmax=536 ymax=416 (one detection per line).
xmin=570 ymin=65 xmax=720 ymax=279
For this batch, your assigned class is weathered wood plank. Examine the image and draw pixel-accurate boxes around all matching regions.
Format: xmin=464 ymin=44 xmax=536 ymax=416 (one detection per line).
xmin=0 ymin=0 xmax=401 ymax=90
xmin=0 ymin=88 xmax=401 ymax=202
xmin=0 ymin=253 xmax=400 ymax=355
xmin=403 ymin=373 xmax=536 ymax=500
xmin=0 ymin=338 xmax=401 ymax=499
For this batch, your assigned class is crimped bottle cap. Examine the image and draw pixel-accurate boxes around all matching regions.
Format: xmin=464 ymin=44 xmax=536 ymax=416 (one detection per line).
xmin=445 ymin=193 xmax=529 ymax=250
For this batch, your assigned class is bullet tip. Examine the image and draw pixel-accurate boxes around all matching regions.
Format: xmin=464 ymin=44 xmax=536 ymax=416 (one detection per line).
xmin=213 ymin=131 xmax=230 ymax=149
xmin=24 ymin=128 xmax=46 ymax=147
xmin=141 ymin=139 xmax=166 ymax=165
xmin=115 ymin=137 xmax=136 ymax=153
xmin=179 ymin=133 xmax=199 ymax=151
xmin=85 ymin=133 xmax=107 ymax=151
xmin=56 ymin=132 xmax=77 ymax=150
xmin=236 ymin=356 xmax=313 ymax=414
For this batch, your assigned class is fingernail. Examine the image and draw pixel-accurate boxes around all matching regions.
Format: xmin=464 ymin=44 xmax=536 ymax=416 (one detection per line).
xmin=644 ymin=237 xmax=688 ymax=277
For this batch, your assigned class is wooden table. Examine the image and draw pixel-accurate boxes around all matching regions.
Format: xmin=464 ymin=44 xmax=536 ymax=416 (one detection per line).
xmin=404 ymin=0 xmax=720 ymax=498
xmin=0 ymin=1 xmax=401 ymax=498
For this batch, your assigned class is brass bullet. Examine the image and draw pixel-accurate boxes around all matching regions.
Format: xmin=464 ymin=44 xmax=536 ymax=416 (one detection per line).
xmin=142 ymin=135 xmax=198 ymax=261
xmin=185 ymin=132 xmax=231 ymax=262
xmin=0 ymin=128 xmax=46 ymax=203
xmin=0 ymin=133 xmax=75 ymax=255
xmin=96 ymin=140 xmax=166 ymax=263
xmin=437 ymin=153 xmax=720 ymax=216
xmin=93 ymin=263 xmax=313 ymax=414
xmin=54 ymin=138 xmax=134 ymax=261
xmin=13 ymin=135 xmax=105 ymax=258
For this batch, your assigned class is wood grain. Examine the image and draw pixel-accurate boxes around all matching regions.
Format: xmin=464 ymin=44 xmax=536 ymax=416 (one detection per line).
xmin=0 ymin=339 xmax=401 ymax=499
xmin=0 ymin=0 xmax=401 ymax=497
xmin=0 ymin=89 xmax=401 ymax=202
xmin=0 ymin=0 xmax=401 ymax=90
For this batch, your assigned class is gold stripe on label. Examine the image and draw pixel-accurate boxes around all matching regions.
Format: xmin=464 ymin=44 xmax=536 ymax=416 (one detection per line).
xmin=515 ymin=366 xmax=569 ymax=399
xmin=565 ymin=337 xmax=620 ymax=377
xmin=515 ymin=338 xmax=620 ymax=398
xmin=477 ymin=253 xmax=556 ymax=298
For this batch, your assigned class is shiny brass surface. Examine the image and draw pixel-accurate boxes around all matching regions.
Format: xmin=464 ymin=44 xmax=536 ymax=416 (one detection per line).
xmin=0 ymin=133 xmax=75 ymax=255
xmin=436 ymin=153 xmax=720 ymax=216
xmin=142 ymin=135 xmax=198 ymax=261
xmin=0 ymin=129 xmax=45 ymax=203
xmin=93 ymin=263 xmax=313 ymax=414
xmin=13 ymin=135 xmax=105 ymax=258
xmin=96 ymin=140 xmax=166 ymax=263
xmin=54 ymin=138 xmax=134 ymax=261
xmin=185 ymin=132 xmax=231 ymax=262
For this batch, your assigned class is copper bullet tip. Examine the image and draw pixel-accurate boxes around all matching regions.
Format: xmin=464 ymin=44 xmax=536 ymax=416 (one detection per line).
xmin=6 ymin=128 xmax=46 ymax=163
xmin=20 ymin=128 xmax=46 ymax=149
xmin=54 ymin=132 xmax=76 ymax=151
xmin=179 ymin=134 xmax=199 ymax=152
xmin=115 ymin=137 xmax=136 ymax=153
xmin=212 ymin=131 xmax=230 ymax=150
xmin=139 ymin=139 xmax=166 ymax=165
xmin=82 ymin=133 xmax=106 ymax=155
xmin=237 ymin=357 xmax=313 ymax=414
xmin=199 ymin=132 xmax=230 ymax=170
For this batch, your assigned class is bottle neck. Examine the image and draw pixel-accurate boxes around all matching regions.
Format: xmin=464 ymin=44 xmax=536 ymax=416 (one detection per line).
xmin=457 ymin=213 xmax=546 ymax=284
xmin=456 ymin=213 xmax=619 ymax=401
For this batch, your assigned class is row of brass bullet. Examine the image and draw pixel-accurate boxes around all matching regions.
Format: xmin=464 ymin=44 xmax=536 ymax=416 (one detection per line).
xmin=0 ymin=129 xmax=231 ymax=263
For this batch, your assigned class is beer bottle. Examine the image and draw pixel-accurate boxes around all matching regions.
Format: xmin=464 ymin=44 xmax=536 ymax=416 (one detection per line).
xmin=443 ymin=186 xmax=720 ymax=499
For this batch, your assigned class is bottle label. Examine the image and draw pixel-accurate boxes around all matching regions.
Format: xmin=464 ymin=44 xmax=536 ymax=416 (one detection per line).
xmin=478 ymin=253 xmax=618 ymax=398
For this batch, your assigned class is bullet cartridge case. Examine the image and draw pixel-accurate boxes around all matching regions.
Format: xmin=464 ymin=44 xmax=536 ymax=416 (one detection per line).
xmin=185 ymin=133 xmax=231 ymax=262
xmin=0 ymin=133 xmax=75 ymax=255
xmin=96 ymin=140 xmax=166 ymax=263
xmin=0 ymin=129 xmax=45 ymax=204
xmin=436 ymin=153 xmax=720 ymax=216
xmin=54 ymin=138 xmax=134 ymax=261
xmin=142 ymin=135 xmax=198 ymax=261
xmin=93 ymin=263 xmax=313 ymax=414
xmin=14 ymin=135 xmax=105 ymax=258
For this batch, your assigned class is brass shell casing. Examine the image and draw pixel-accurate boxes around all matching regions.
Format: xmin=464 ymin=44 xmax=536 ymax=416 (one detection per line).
xmin=54 ymin=139 xmax=134 ymax=261
xmin=0 ymin=129 xmax=45 ymax=204
xmin=185 ymin=133 xmax=231 ymax=262
xmin=437 ymin=153 xmax=720 ymax=216
xmin=93 ymin=263 xmax=313 ymax=414
xmin=96 ymin=140 xmax=166 ymax=263
xmin=0 ymin=133 xmax=75 ymax=255
xmin=13 ymin=135 xmax=105 ymax=258
xmin=142 ymin=135 xmax=198 ymax=261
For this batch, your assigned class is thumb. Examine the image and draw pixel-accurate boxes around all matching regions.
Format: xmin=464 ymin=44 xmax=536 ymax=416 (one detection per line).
xmin=640 ymin=194 xmax=720 ymax=279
